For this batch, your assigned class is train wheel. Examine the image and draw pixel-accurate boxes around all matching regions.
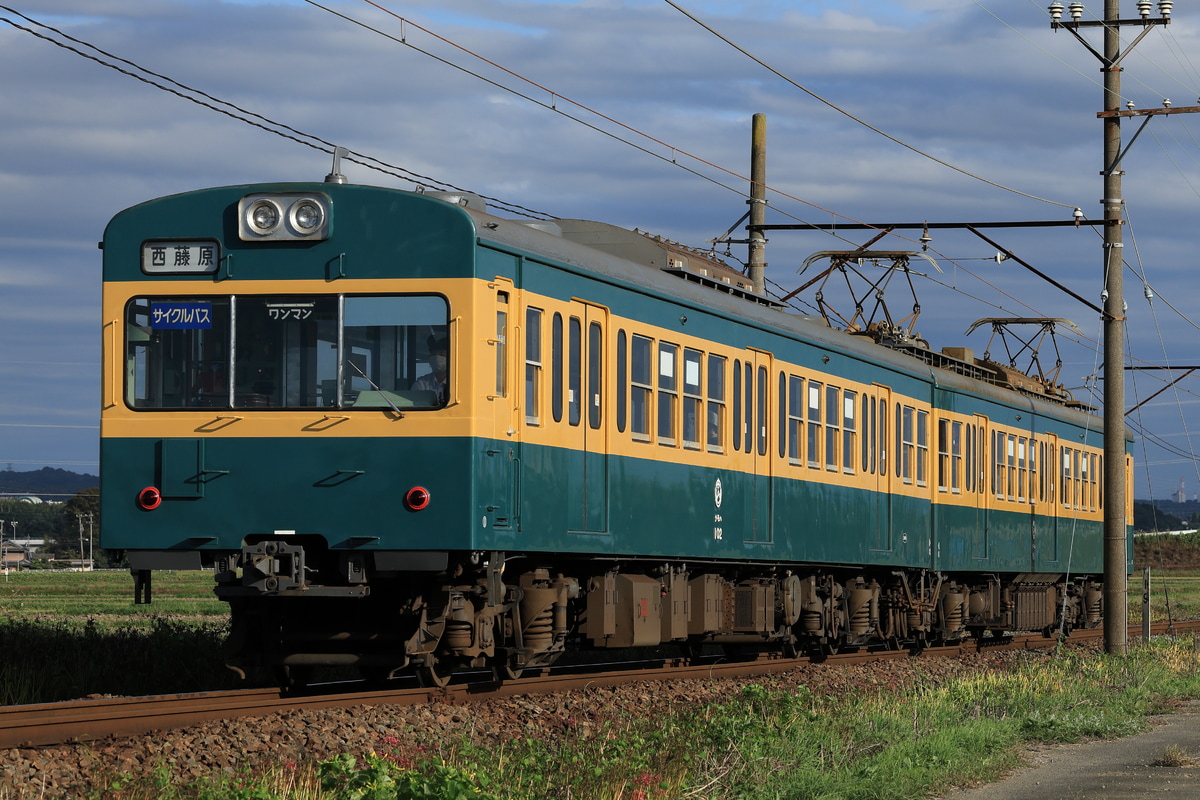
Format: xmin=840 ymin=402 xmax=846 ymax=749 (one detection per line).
xmin=418 ymin=657 xmax=455 ymax=688
xmin=493 ymin=662 xmax=524 ymax=682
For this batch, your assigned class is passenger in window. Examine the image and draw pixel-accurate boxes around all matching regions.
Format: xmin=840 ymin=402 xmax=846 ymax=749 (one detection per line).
xmin=412 ymin=335 xmax=449 ymax=402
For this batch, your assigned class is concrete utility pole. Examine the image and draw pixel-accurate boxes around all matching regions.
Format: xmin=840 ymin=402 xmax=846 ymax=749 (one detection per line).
xmin=748 ymin=113 xmax=767 ymax=294
xmin=1048 ymin=0 xmax=1182 ymax=654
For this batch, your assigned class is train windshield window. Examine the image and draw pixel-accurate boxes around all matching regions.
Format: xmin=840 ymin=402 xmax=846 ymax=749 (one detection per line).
xmin=123 ymin=294 xmax=449 ymax=410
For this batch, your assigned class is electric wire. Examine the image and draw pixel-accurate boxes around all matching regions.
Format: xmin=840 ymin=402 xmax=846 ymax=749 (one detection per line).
xmin=665 ymin=0 xmax=1078 ymax=210
xmin=0 ymin=6 xmax=553 ymax=220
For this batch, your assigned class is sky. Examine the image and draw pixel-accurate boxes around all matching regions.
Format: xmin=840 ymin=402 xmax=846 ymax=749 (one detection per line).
xmin=2 ymin=0 xmax=1199 ymax=501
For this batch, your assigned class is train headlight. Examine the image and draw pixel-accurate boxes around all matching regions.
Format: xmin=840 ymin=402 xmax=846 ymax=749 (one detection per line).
xmin=289 ymin=198 xmax=325 ymax=235
xmin=238 ymin=193 xmax=331 ymax=241
xmin=246 ymin=199 xmax=282 ymax=235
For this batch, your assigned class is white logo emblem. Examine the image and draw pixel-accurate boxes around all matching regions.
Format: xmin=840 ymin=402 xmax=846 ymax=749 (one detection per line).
xmin=714 ymin=478 xmax=723 ymax=509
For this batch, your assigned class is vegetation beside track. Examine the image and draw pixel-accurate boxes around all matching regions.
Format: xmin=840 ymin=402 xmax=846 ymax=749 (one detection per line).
xmin=1 ymin=568 xmax=1200 ymax=798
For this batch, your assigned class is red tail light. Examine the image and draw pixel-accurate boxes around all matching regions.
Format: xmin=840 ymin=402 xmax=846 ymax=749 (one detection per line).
xmin=137 ymin=486 xmax=163 ymax=510
xmin=404 ymin=486 xmax=431 ymax=511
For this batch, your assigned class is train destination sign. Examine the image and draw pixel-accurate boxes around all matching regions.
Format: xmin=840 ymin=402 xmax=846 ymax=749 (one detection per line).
xmin=141 ymin=239 xmax=220 ymax=274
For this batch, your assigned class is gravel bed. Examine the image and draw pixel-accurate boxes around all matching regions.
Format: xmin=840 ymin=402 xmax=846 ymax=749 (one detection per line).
xmin=0 ymin=645 xmax=1079 ymax=798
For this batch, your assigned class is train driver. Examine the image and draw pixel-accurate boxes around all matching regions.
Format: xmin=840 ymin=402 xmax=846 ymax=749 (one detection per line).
xmin=412 ymin=334 xmax=449 ymax=403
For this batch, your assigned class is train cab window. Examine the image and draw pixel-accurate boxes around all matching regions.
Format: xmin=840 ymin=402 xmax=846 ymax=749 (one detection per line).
xmin=568 ymin=316 xmax=582 ymax=426
xmin=861 ymin=394 xmax=871 ymax=474
xmin=551 ymin=313 xmax=564 ymax=423
xmin=707 ymin=354 xmax=725 ymax=452
xmin=915 ymin=409 xmax=928 ymax=487
xmin=658 ymin=342 xmax=678 ymax=446
xmin=525 ymin=308 xmax=543 ymax=425
xmin=588 ymin=322 xmax=602 ymax=430
xmin=630 ymin=335 xmax=652 ymax=440
xmin=842 ymin=390 xmax=856 ymax=474
xmin=684 ymin=349 xmax=703 ymax=449
xmin=825 ymin=385 xmax=840 ymax=472
xmin=787 ymin=375 xmax=803 ymax=465
xmin=807 ymin=381 xmax=822 ymax=469
xmin=124 ymin=294 xmax=451 ymax=411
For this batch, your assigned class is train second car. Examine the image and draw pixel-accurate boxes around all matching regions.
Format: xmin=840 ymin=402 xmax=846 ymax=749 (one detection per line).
xmin=100 ymin=174 xmax=1133 ymax=685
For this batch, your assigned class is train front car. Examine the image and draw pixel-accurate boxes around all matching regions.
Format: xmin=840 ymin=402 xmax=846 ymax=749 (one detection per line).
xmin=100 ymin=180 xmax=517 ymax=685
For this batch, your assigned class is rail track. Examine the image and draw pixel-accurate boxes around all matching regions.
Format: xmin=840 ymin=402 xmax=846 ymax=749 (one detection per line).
xmin=2 ymin=623 xmax=1192 ymax=751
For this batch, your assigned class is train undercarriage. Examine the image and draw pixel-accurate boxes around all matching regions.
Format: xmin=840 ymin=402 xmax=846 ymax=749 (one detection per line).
xmin=213 ymin=544 xmax=1105 ymax=688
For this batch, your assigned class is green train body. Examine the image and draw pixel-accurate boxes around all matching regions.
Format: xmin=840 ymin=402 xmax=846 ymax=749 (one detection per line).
xmin=100 ymin=177 xmax=1132 ymax=683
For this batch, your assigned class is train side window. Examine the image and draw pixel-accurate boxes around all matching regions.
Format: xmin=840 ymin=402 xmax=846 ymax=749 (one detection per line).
xmin=993 ymin=431 xmax=1005 ymax=499
xmin=551 ymin=313 xmax=564 ymax=424
xmin=1081 ymin=452 xmax=1091 ymax=511
xmin=807 ymin=381 xmax=822 ymax=469
xmin=707 ymin=354 xmax=725 ymax=452
xmin=525 ymin=307 xmax=543 ymax=425
xmin=616 ymin=330 xmax=627 ymax=433
xmin=859 ymin=393 xmax=868 ymax=474
xmin=1061 ymin=448 xmax=1072 ymax=508
xmin=878 ymin=399 xmax=887 ymax=476
xmin=1029 ymin=438 xmax=1038 ymax=502
xmin=900 ymin=406 xmax=915 ymax=484
xmin=1098 ymin=454 xmax=1103 ymax=509
xmin=1007 ymin=434 xmax=1016 ymax=501
xmin=825 ymin=386 xmax=839 ymax=471
xmin=495 ymin=292 xmax=508 ymax=398
xmin=937 ymin=419 xmax=950 ymax=493
xmin=744 ymin=361 xmax=754 ymax=455
xmin=895 ymin=403 xmax=903 ymax=479
xmin=777 ymin=372 xmax=787 ymax=459
xmin=630 ymin=334 xmax=652 ymax=441
xmin=658 ymin=341 xmax=678 ymax=446
xmin=787 ymin=375 xmax=803 ymax=466
xmin=684 ymin=349 xmax=703 ymax=450
xmin=588 ymin=321 xmax=602 ymax=430
xmin=568 ymin=317 xmax=582 ymax=426
xmin=756 ymin=365 xmax=767 ymax=457
xmin=842 ymin=390 xmax=856 ymax=474
xmin=915 ymin=409 xmax=928 ymax=487
xmin=1017 ymin=437 xmax=1027 ymax=502
xmin=965 ymin=423 xmax=974 ymax=493
xmin=951 ymin=421 xmax=962 ymax=494
xmin=733 ymin=361 xmax=742 ymax=452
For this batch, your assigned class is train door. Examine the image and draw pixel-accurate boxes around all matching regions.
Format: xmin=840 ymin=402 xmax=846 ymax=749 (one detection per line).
xmin=565 ymin=301 xmax=608 ymax=533
xmin=871 ymin=384 xmax=892 ymax=552
xmin=746 ymin=349 xmax=773 ymax=544
xmin=485 ymin=283 xmax=518 ymax=531
xmin=971 ymin=415 xmax=990 ymax=561
xmin=1034 ymin=432 xmax=1060 ymax=569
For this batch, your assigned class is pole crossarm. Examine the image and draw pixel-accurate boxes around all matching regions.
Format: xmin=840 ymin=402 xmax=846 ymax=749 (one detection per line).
xmin=1099 ymin=104 xmax=1200 ymax=118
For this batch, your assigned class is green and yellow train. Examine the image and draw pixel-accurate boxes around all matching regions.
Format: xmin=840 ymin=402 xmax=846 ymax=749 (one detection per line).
xmin=100 ymin=171 xmax=1132 ymax=685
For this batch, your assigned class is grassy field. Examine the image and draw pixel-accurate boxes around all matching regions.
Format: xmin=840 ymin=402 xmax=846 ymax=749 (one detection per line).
xmin=0 ymin=570 xmax=226 ymax=621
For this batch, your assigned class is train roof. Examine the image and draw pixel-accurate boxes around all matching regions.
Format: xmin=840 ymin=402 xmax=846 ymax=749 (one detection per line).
xmin=441 ymin=192 xmax=1111 ymax=434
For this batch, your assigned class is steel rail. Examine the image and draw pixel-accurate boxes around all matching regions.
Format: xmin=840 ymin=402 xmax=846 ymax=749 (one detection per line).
xmin=2 ymin=622 xmax=1193 ymax=750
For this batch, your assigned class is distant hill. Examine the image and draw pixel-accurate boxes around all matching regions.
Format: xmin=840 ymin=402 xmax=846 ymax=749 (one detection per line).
xmin=0 ymin=468 xmax=99 ymax=501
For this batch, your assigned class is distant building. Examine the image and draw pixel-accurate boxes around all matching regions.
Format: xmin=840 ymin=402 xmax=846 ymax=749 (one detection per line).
xmin=1 ymin=540 xmax=30 ymax=571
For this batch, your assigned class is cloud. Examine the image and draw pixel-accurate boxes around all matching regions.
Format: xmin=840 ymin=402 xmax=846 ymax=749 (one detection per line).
xmin=1 ymin=0 xmax=1196 ymax=494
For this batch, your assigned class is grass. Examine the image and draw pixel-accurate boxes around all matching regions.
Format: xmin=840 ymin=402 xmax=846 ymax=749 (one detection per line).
xmin=45 ymin=635 xmax=1200 ymax=800
xmin=2 ymin=570 xmax=1200 ymax=798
